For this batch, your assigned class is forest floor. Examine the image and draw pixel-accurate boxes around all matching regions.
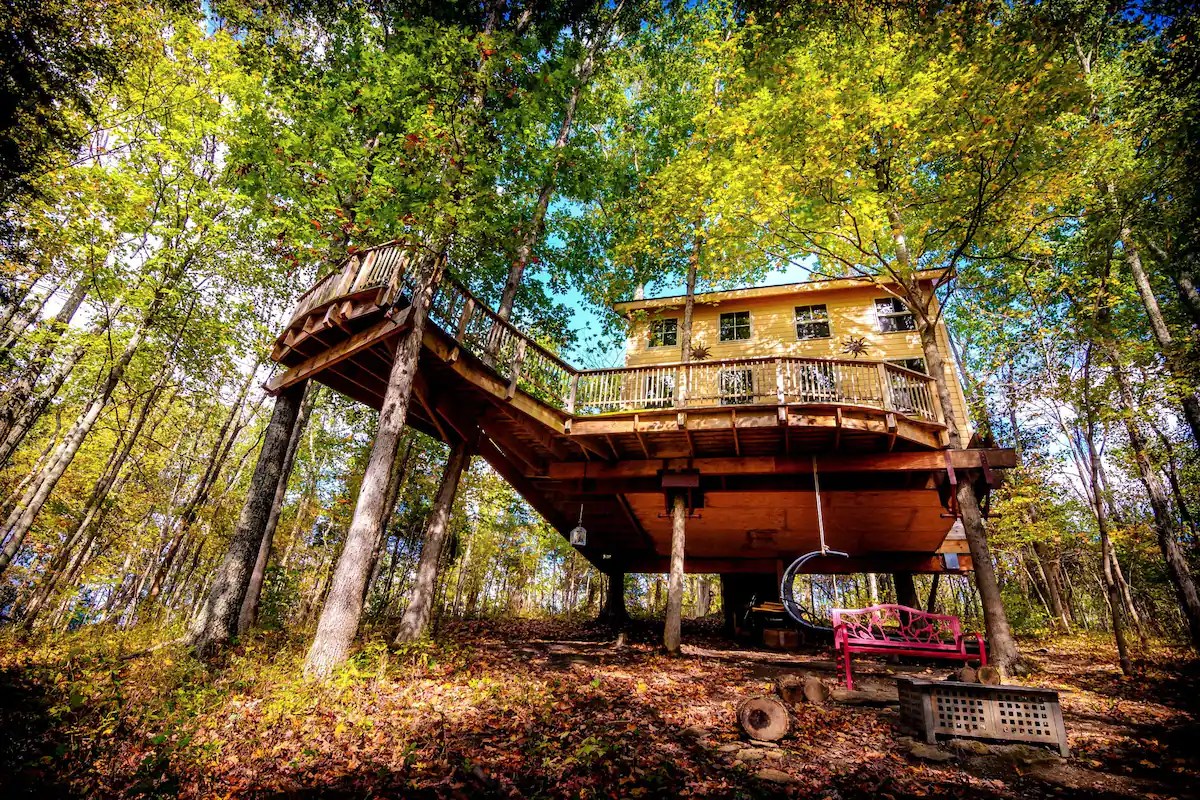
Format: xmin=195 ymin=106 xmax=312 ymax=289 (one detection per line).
xmin=0 ymin=618 xmax=1197 ymax=799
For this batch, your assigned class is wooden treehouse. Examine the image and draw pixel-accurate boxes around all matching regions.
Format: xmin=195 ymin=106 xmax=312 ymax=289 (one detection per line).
xmin=268 ymin=243 xmax=1014 ymax=624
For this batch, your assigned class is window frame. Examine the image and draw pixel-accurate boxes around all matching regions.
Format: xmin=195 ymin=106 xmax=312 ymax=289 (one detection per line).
xmin=718 ymin=310 xmax=753 ymax=343
xmin=793 ymin=303 xmax=832 ymax=340
xmin=647 ymin=317 xmax=679 ymax=349
xmin=874 ymin=297 xmax=917 ymax=333
xmin=886 ymin=357 xmax=928 ymax=375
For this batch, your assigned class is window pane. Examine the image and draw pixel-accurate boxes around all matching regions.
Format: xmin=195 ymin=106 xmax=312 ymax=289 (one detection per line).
xmin=875 ymin=298 xmax=915 ymax=332
xmin=649 ymin=318 xmax=678 ymax=347
xmin=795 ymin=305 xmax=830 ymax=339
xmin=720 ymin=311 xmax=751 ymax=341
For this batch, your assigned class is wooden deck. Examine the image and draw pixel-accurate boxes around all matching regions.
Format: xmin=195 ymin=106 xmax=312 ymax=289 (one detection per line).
xmin=268 ymin=244 xmax=1014 ymax=576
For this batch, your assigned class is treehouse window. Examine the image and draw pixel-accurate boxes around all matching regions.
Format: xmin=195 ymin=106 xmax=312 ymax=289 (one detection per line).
xmin=648 ymin=318 xmax=678 ymax=348
xmin=887 ymin=357 xmax=927 ymax=374
xmin=794 ymin=304 xmax=831 ymax=340
xmin=875 ymin=297 xmax=916 ymax=333
xmin=719 ymin=311 xmax=752 ymax=342
xmin=720 ymin=367 xmax=755 ymax=405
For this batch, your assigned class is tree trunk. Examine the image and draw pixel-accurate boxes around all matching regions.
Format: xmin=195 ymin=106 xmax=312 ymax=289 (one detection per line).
xmin=1082 ymin=350 xmax=1133 ymax=674
xmin=1105 ymin=342 xmax=1200 ymax=648
xmin=0 ymin=302 xmax=120 ymax=467
xmin=394 ymin=439 xmax=472 ymax=643
xmin=187 ymin=380 xmax=308 ymax=657
xmin=302 ymin=248 xmax=449 ymax=675
xmin=697 ymin=576 xmax=711 ymax=617
xmin=237 ymin=383 xmax=316 ymax=635
xmin=1032 ymin=541 xmax=1071 ymax=632
xmin=495 ymin=6 xmax=621 ymax=321
xmin=362 ymin=436 xmax=414 ymax=606
xmin=1118 ymin=219 xmax=1200 ymax=446
xmin=664 ymin=493 xmax=686 ymax=654
xmin=20 ymin=377 xmax=166 ymax=626
xmin=866 ymin=573 xmax=880 ymax=605
xmin=0 ymin=278 xmax=86 ymax=439
xmin=0 ymin=315 xmax=150 ymax=577
xmin=893 ymin=572 xmax=918 ymax=608
xmin=599 ymin=570 xmax=628 ymax=623
xmin=956 ymin=480 xmax=1019 ymax=669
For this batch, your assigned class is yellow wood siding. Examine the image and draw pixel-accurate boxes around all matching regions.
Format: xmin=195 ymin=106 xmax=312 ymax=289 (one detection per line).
xmin=622 ymin=283 xmax=973 ymax=436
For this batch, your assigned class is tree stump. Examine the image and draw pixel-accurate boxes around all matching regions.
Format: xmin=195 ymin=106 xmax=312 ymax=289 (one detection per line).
xmin=737 ymin=696 xmax=789 ymax=741
xmin=977 ymin=665 xmax=1001 ymax=685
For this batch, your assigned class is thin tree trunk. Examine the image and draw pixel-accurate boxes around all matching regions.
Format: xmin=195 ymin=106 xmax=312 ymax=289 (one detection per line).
xmin=0 ymin=278 xmax=86 ymax=430
xmin=20 ymin=379 xmax=167 ymax=626
xmin=238 ymin=383 xmax=317 ymax=634
xmin=1104 ymin=342 xmax=1200 ymax=648
xmin=394 ymin=439 xmax=472 ymax=643
xmin=1117 ymin=219 xmax=1200 ymax=445
xmin=188 ymin=380 xmax=309 ymax=657
xmin=664 ymin=494 xmax=686 ymax=654
xmin=0 ymin=301 xmax=121 ymax=467
xmin=495 ymin=6 xmax=620 ymax=322
xmin=1082 ymin=348 xmax=1133 ymax=674
xmin=0 ymin=311 xmax=151 ymax=576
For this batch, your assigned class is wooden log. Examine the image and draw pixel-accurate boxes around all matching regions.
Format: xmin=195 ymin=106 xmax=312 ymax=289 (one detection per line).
xmin=977 ymin=665 xmax=1001 ymax=685
xmin=802 ymin=675 xmax=831 ymax=705
xmin=952 ymin=666 xmax=978 ymax=684
xmin=737 ymin=696 xmax=789 ymax=742
xmin=775 ymin=674 xmax=802 ymax=706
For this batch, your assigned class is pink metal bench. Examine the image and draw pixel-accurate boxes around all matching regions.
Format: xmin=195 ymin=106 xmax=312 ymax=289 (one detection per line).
xmin=832 ymin=604 xmax=986 ymax=690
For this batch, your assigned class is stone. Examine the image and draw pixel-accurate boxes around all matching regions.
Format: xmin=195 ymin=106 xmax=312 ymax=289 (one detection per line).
xmin=764 ymin=749 xmax=786 ymax=760
xmin=735 ymin=749 xmax=766 ymax=762
xmin=717 ymin=743 xmax=741 ymax=753
xmin=750 ymin=740 xmax=780 ymax=749
xmin=947 ymin=739 xmax=992 ymax=755
xmin=681 ymin=725 xmax=707 ymax=739
xmin=754 ymin=768 xmax=796 ymax=784
xmin=908 ymin=743 xmax=955 ymax=763
xmin=993 ymin=743 xmax=1063 ymax=766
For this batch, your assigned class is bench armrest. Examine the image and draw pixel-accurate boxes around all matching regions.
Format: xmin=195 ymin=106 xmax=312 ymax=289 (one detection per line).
xmin=974 ymin=632 xmax=987 ymax=667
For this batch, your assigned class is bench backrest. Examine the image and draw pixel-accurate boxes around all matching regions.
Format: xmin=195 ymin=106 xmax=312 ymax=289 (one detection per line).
xmin=831 ymin=604 xmax=963 ymax=649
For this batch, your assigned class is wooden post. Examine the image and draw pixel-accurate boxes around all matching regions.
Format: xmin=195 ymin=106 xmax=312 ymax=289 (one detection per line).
xmin=455 ymin=296 xmax=475 ymax=339
xmin=878 ymin=362 xmax=893 ymax=410
xmin=664 ymin=493 xmax=687 ymax=654
xmin=566 ymin=372 xmax=579 ymax=415
xmin=505 ymin=338 xmax=527 ymax=399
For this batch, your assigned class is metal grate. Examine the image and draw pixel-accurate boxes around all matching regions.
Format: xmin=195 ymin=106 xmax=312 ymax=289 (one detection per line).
xmin=897 ymin=677 xmax=1069 ymax=757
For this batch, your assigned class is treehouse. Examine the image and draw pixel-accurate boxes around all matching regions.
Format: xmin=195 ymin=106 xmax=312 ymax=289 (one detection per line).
xmin=267 ymin=243 xmax=1014 ymax=624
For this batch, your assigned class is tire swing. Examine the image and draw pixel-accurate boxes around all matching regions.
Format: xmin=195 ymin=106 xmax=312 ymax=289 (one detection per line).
xmin=780 ymin=455 xmax=850 ymax=633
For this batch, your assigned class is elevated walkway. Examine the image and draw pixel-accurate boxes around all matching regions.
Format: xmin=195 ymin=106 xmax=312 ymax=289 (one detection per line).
xmin=268 ymin=244 xmax=1014 ymax=576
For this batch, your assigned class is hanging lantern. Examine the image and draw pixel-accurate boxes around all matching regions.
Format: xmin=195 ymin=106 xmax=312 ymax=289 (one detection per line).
xmin=569 ymin=504 xmax=587 ymax=546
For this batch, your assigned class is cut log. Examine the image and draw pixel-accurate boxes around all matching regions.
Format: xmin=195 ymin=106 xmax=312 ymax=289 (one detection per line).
xmin=775 ymin=674 xmax=802 ymax=706
xmin=802 ymin=675 xmax=831 ymax=705
xmin=737 ymin=696 xmax=789 ymax=742
xmin=977 ymin=665 xmax=1001 ymax=685
xmin=952 ymin=666 xmax=978 ymax=683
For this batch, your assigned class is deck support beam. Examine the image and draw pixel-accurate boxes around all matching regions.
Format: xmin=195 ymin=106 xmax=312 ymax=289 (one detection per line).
xmin=664 ymin=493 xmax=687 ymax=654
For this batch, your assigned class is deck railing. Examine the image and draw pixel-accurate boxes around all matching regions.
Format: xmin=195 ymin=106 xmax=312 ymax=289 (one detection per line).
xmin=286 ymin=244 xmax=943 ymax=425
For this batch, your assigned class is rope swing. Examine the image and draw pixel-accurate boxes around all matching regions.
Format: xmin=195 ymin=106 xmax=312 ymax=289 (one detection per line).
xmin=780 ymin=455 xmax=850 ymax=627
